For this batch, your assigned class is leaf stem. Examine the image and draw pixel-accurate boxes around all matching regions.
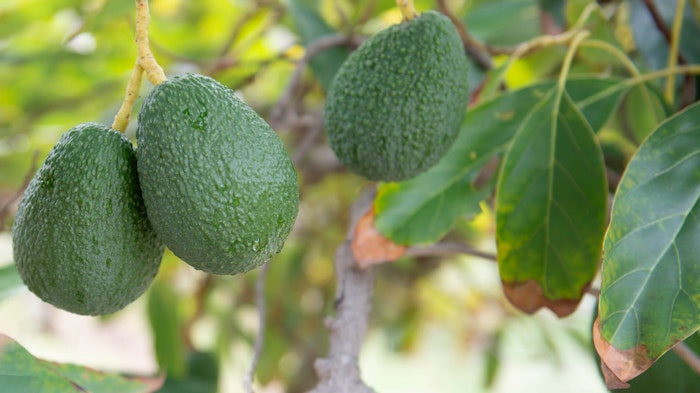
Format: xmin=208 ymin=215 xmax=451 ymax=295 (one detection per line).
xmin=578 ymin=39 xmax=640 ymax=77
xmin=556 ymin=31 xmax=590 ymax=96
xmin=396 ymin=0 xmax=417 ymax=21
xmin=135 ymin=0 xmax=167 ymax=85
xmin=665 ymin=0 xmax=686 ymax=104
xmin=111 ymin=61 xmax=144 ymax=132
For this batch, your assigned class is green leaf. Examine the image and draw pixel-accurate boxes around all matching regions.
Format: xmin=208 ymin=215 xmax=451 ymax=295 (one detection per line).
xmin=597 ymin=102 xmax=700 ymax=382
xmin=0 ymin=264 xmax=24 ymax=302
xmin=375 ymin=77 xmax=621 ymax=245
xmin=495 ymin=87 xmax=607 ymax=317
xmin=375 ymin=84 xmax=552 ymax=245
xmin=0 ymin=333 xmax=161 ymax=393
xmin=147 ymin=280 xmax=187 ymax=379
xmin=567 ymin=76 xmax=624 ymax=132
xmin=158 ymin=351 xmax=218 ymax=393
xmin=288 ymin=0 xmax=350 ymax=90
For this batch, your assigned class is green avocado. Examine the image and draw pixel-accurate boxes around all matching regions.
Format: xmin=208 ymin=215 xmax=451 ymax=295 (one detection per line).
xmin=12 ymin=123 xmax=164 ymax=316
xmin=324 ymin=11 xmax=469 ymax=181
xmin=136 ymin=73 xmax=299 ymax=275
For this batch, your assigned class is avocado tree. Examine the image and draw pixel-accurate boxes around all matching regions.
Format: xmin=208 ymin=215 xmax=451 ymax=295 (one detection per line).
xmin=1 ymin=0 xmax=700 ymax=392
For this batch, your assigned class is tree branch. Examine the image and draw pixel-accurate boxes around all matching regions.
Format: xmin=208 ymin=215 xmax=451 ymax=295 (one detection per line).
xmin=306 ymin=190 xmax=377 ymax=393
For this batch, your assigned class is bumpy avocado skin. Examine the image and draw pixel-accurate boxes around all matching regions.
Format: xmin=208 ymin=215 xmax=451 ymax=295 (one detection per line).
xmin=324 ymin=11 xmax=469 ymax=181
xmin=136 ymin=73 xmax=299 ymax=275
xmin=12 ymin=123 xmax=164 ymax=316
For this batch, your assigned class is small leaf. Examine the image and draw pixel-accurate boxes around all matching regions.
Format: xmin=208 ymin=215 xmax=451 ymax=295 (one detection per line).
xmin=0 ymin=264 xmax=24 ymax=302
xmin=496 ymin=87 xmax=607 ymax=317
xmin=352 ymin=207 xmax=407 ymax=267
xmin=597 ymin=102 xmax=700 ymax=384
xmin=288 ymin=0 xmax=350 ymax=90
xmin=0 ymin=333 xmax=161 ymax=393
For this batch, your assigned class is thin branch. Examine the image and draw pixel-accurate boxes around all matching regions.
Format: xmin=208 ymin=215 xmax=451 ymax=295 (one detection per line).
xmin=269 ymin=33 xmax=361 ymax=128
xmin=672 ymin=341 xmax=700 ymax=375
xmin=642 ymin=0 xmax=695 ymax=108
xmin=406 ymin=242 xmax=496 ymax=261
xmin=306 ymin=189 xmax=377 ymax=393
xmin=435 ymin=0 xmax=493 ymax=69
xmin=243 ymin=262 xmax=271 ymax=393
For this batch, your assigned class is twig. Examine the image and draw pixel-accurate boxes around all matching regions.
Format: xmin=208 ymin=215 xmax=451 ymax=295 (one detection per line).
xmin=112 ymin=61 xmax=144 ymax=132
xmin=135 ymin=0 xmax=167 ymax=85
xmin=643 ymin=0 xmax=695 ymax=108
xmin=269 ymin=34 xmax=361 ymax=127
xmin=243 ymin=262 xmax=271 ymax=393
xmin=435 ymin=0 xmax=493 ymax=69
xmin=0 ymin=151 xmax=39 ymax=232
xmin=672 ymin=341 xmax=700 ymax=375
xmin=406 ymin=242 xmax=496 ymax=261
xmin=306 ymin=189 xmax=377 ymax=393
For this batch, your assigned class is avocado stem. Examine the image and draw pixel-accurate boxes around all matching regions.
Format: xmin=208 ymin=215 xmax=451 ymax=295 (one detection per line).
xmin=112 ymin=61 xmax=144 ymax=132
xmin=396 ymin=0 xmax=417 ymax=21
xmin=135 ymin=0 xmax=167 ymax=85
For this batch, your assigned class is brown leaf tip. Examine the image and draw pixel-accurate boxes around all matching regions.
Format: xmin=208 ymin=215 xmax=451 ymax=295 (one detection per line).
xmin=593 ymin=318 xmax=655 ymax=389
xmin=351 ymin=206 xmax=407 ymax=268
xmin=502 ymin=279 xmax=582 ymax=317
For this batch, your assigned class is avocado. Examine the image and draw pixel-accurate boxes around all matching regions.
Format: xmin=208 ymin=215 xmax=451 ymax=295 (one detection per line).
xmin=324 ymin=11 xmax=469 ymax=181
xmin=12 ymin=123 xmax=164 ymax=315
xmin=136 ymin=73 xmax=299 ymax=275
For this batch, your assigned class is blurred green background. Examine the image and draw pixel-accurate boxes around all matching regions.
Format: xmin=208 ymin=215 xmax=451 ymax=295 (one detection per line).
xmin=3 ymin=0 xmax=695 ymax=391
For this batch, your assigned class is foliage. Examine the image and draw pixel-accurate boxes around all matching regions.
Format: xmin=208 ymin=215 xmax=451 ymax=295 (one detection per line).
xmin=2 ymin=0 xmax=700 ymax=392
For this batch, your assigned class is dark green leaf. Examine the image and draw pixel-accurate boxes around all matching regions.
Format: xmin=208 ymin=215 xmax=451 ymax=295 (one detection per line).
xmin=288 ymin=0 xmax=350 ymax=90
xmin=0 ymin=264 xmax=24 ymax=302
xmin=597 ymin=102 xmax=700 ymax=381
xmin=496 ymin=87 xmax=607 ymax=317
xmin=567 ymin=76 xmax=625 ymax=132
xmin=0 ymin=333 xmax=160 ymax=393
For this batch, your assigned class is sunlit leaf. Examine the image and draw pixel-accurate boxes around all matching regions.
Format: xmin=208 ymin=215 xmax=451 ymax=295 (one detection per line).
xmin=496 ymin=87 xmax=607 ymax=317
xmin=0 ymin=264 xmax=24 ymax=302
xmin=0 ymin=333 xmax=161 ymax=393
xmin=375 ymin=77 xmax=622 ymax=245
xmin=596 ymin=102 xmax=700 ymax=385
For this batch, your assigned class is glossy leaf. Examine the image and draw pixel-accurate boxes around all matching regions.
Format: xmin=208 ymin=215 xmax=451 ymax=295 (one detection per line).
xmin=288 ymin=0 xmax=350 ymax=90
xmin=0 ymin=333 xmax=161 ymax=393
xmin=596 ymin=102 xmax=700 ymax=385
xmin=375 ymin=77 xmax=622 ymax=245
xmin=0 ymin=264 xmax=24 ymax=302
xmin=496 ymin=87 xmax=607 ymax=317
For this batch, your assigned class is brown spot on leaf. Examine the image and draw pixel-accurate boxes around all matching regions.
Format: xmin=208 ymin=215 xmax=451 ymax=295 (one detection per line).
xmin=502 ymin=279 xmax=583 ymax=317
xmin=593 ymin=317 xmax=655 ymax=389
xmin=351 ymin=206 xmax=407 ymax=268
